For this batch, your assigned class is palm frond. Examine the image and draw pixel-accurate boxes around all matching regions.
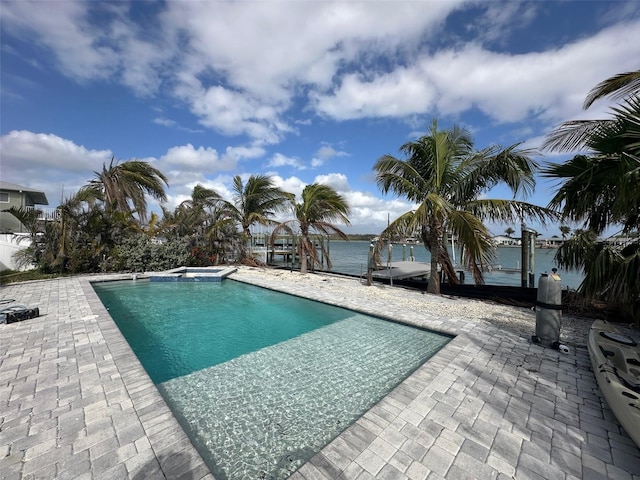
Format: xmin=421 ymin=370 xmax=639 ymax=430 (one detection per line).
xmin=447 ymin=210 xmax=496 ymax=284
xmin=465 ymin=199 xmax=557 ymax=226
xmin=583 ymin=69 xmax=640 ymax=109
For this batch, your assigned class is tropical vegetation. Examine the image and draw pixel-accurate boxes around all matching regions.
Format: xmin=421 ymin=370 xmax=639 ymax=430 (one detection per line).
xmin=270 ymin=183 xmax=351 ymax=274
xmin=227 ymin=175 xmax=293 ymax=263
xmin=543 ymin=69 xmax=640 ymax=324
xmin=374 ymin=119 xmax=556 ymax=294
xmin=4 ymin=161 xmax=347 ymax=277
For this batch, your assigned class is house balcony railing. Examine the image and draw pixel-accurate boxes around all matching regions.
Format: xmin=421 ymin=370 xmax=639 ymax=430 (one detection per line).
xmin=25 ymin=206 xmax=61 ymax=221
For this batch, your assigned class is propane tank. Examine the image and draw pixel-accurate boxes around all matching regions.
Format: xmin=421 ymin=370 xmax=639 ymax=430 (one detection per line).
xmin=532 ymin=269 xmax=563 ymax=348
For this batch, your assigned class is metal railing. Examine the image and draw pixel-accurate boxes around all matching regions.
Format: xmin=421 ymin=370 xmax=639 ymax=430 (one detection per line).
xmin=25 ymin=206 xmax=61 ymax=221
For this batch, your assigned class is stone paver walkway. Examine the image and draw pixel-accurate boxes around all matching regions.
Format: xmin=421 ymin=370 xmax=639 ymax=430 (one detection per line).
xmin=1 ymin=271 xmax=639 ymax=479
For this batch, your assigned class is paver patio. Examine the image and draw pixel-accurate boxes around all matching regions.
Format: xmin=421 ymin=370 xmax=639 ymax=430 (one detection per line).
xmin=1 ymin=271 xmax=639 ymax=479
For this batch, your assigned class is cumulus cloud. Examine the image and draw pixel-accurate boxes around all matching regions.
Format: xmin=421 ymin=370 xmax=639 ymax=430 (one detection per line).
xmin=0 ymin=130 xmax=111 ymax=173
xmin=5 ymin=0 xmax=637 ymax=150
xmin=0 ymin=1 xmax=172 ymax=96
xmin=0 ymin=130 xmax=113 ymax=205
xmin=266 ymin=153 xmax=305 ymax=170
xmin=157 ymin=143 xmax=243 ymax=178
xmin=313 ymin=19 xmax=640 ymax=125
xmin=314 ymin=173 xmax=350 ymax=192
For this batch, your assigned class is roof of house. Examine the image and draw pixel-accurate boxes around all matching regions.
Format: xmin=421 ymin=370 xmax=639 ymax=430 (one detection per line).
xmin=0 ymin=181 xmax=49 ymax=205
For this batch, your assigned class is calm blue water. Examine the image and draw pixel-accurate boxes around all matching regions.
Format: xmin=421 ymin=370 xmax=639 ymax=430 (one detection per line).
xmin=93 ymin=280 xmax=350 ymax=383
xmin=275 ymin=240 xmax=584 ymax=289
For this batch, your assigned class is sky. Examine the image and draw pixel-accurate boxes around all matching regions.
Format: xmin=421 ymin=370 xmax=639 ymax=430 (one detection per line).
xmin=1 ymin=0 xmax=639 ymax=236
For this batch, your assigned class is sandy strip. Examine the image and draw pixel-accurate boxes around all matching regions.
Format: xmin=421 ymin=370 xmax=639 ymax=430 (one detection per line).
xmin=230 ymin=265 xmax=605 ymax=347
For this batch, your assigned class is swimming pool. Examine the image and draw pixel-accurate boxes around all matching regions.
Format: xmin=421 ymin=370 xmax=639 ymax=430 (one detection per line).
xmin=94 ymin=279 xmax=450 ymax=479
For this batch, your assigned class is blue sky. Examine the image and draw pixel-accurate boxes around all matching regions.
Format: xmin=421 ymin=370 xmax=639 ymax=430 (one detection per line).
xmin=1 ymin=0 xmax=639 ymax=235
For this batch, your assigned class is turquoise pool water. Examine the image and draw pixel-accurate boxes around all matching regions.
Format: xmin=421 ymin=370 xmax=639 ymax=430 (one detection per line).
xmin=94 ymin=279 xmax=451 ymax=479
xmin=94 ymin=280 xmax=349 ymax=383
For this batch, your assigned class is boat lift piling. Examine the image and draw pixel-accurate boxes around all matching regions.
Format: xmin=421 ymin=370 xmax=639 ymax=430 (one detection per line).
xmin=521 ymin=223 xmax=536 ymax=288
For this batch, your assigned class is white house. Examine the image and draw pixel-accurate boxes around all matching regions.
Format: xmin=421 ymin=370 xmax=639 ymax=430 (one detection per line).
xmin=0 ymin=182 xmax=50 ymax=271
xmin=492 ymin=235 xmax=520 ymax=246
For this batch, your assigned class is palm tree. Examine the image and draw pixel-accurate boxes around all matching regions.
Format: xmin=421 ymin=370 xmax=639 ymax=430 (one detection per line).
xmin=505 ymin=227 xmax=515 ymax=238
xmin=160 ymin=184 xmax=238 ymax=265
xmin=559 ymin=225 xmax=571 ymax=240
xmin=229 ymin=175 xmax=293 ymax=263
xmin=176 ymin=184 xmax=223 ymax=240
xmin=374 ymin=119 xmax=554 ymax=294
xmin=271 ymin=183 xmax=350 ymax=274
xmin=78 ymin=156 xmax=168 ymax=223
xmin=542 ymin=70 xmax=640 ymax=323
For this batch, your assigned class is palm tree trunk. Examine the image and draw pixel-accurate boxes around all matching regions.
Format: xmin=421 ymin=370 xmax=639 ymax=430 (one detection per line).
xmin=424 ymin=224 xmax=441 ymax=295
xmin=300 ymin=235 xmax=308 ymax=274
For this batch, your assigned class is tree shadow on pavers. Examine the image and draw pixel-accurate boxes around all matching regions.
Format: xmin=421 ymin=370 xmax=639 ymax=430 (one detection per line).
xmin=133 ymin=450 xmax=212 ymax=480
xmin=459 ymin=334 xmax=640 ymax=477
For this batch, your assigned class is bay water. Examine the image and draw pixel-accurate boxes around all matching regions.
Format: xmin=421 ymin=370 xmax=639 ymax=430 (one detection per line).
xmin=271 ymin=240 xmax=584 ymax=290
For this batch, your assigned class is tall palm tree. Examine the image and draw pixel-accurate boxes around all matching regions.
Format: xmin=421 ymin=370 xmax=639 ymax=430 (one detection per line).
xmin=542 ymin=70 xmax=640 ymax=323
xmin=229 ymin=175 xmax=293 ymax=262
xmin=78 ymin=156 xmax=168 ymax=223
xmin=559 ymin=225 xmax=571 ymax=240
xmin=271 ymin=183 xmax=350 ymax=274
xmin=505 ymin=227 xmax=515 ymax=238
xmin=374 ymin=119 xmax=554 ymax=294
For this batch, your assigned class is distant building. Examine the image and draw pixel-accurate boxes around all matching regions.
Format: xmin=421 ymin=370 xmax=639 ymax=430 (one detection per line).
xmin=0 ymin=181 xmax=50 ymax=233
xmin=536 ymin=237 xmax=566 ymax=248
xmin=492 ymin=235 xmax=520 ymax=246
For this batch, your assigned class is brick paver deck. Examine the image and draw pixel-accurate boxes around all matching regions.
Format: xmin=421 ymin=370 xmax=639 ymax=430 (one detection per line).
xmin=1 ymin=271 xmax=639 ymax=479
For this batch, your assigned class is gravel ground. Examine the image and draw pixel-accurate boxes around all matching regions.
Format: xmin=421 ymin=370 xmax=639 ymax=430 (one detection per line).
xmin=232 ymin=266 xmax=639 ymax=348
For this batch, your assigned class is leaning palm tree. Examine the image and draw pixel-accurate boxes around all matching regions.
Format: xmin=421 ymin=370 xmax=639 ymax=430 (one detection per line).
xmin=375 ymin=119 xmax=555 ymax=294
xmin=542 ymin=71 xmax=640 ymax=323
xmin=78 ymin=156 xmax=168 ymax=223
xmin=229 ymin=175 xmax=293 ymax=262
xmin=177 ymin=184 xmax=223 ymax=241
xmin=271 ymin=183 xmax=351 ymax=274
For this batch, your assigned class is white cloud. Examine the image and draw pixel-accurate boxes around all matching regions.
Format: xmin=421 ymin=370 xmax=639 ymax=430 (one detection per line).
xmin=0 ymin=130 xmax=111 ymax=174
xmin=314 ymin=173 xmax=350 ymax=192
xmin=9 ymin=0 xmax=635 ymax=150
xmin=221 ymin=145 xmax=266 ymax=165
xmin=267 ymin=153 xmax=305 ymax=170
xmin=158 ymin=144 xmax=235 ymax=173
xmin=1 ymin=1 xmax=117 ymax=81
xmin=313 ymin=19 xmax=640 ymax=127
xmin=162 ymin=0 xmax=462 ymax=101
xmin=270 ymin=175 xmax=307 ymax=200
xmin=0 ymin=1 xmax=171 ymax=97
xmin=313 ymin=68 xmax=439 ymax=120
xmin=0 ymin=130 xmax=113 ymax=204
xmin=177 ymin=83 xmax=291 ymax=144
xmin=266 ymin=173 xmax=415 ymax=232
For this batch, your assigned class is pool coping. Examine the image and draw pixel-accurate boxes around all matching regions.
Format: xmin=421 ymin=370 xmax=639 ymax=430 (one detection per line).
xmin=1 ymin=271 xmax=639 ymax=479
